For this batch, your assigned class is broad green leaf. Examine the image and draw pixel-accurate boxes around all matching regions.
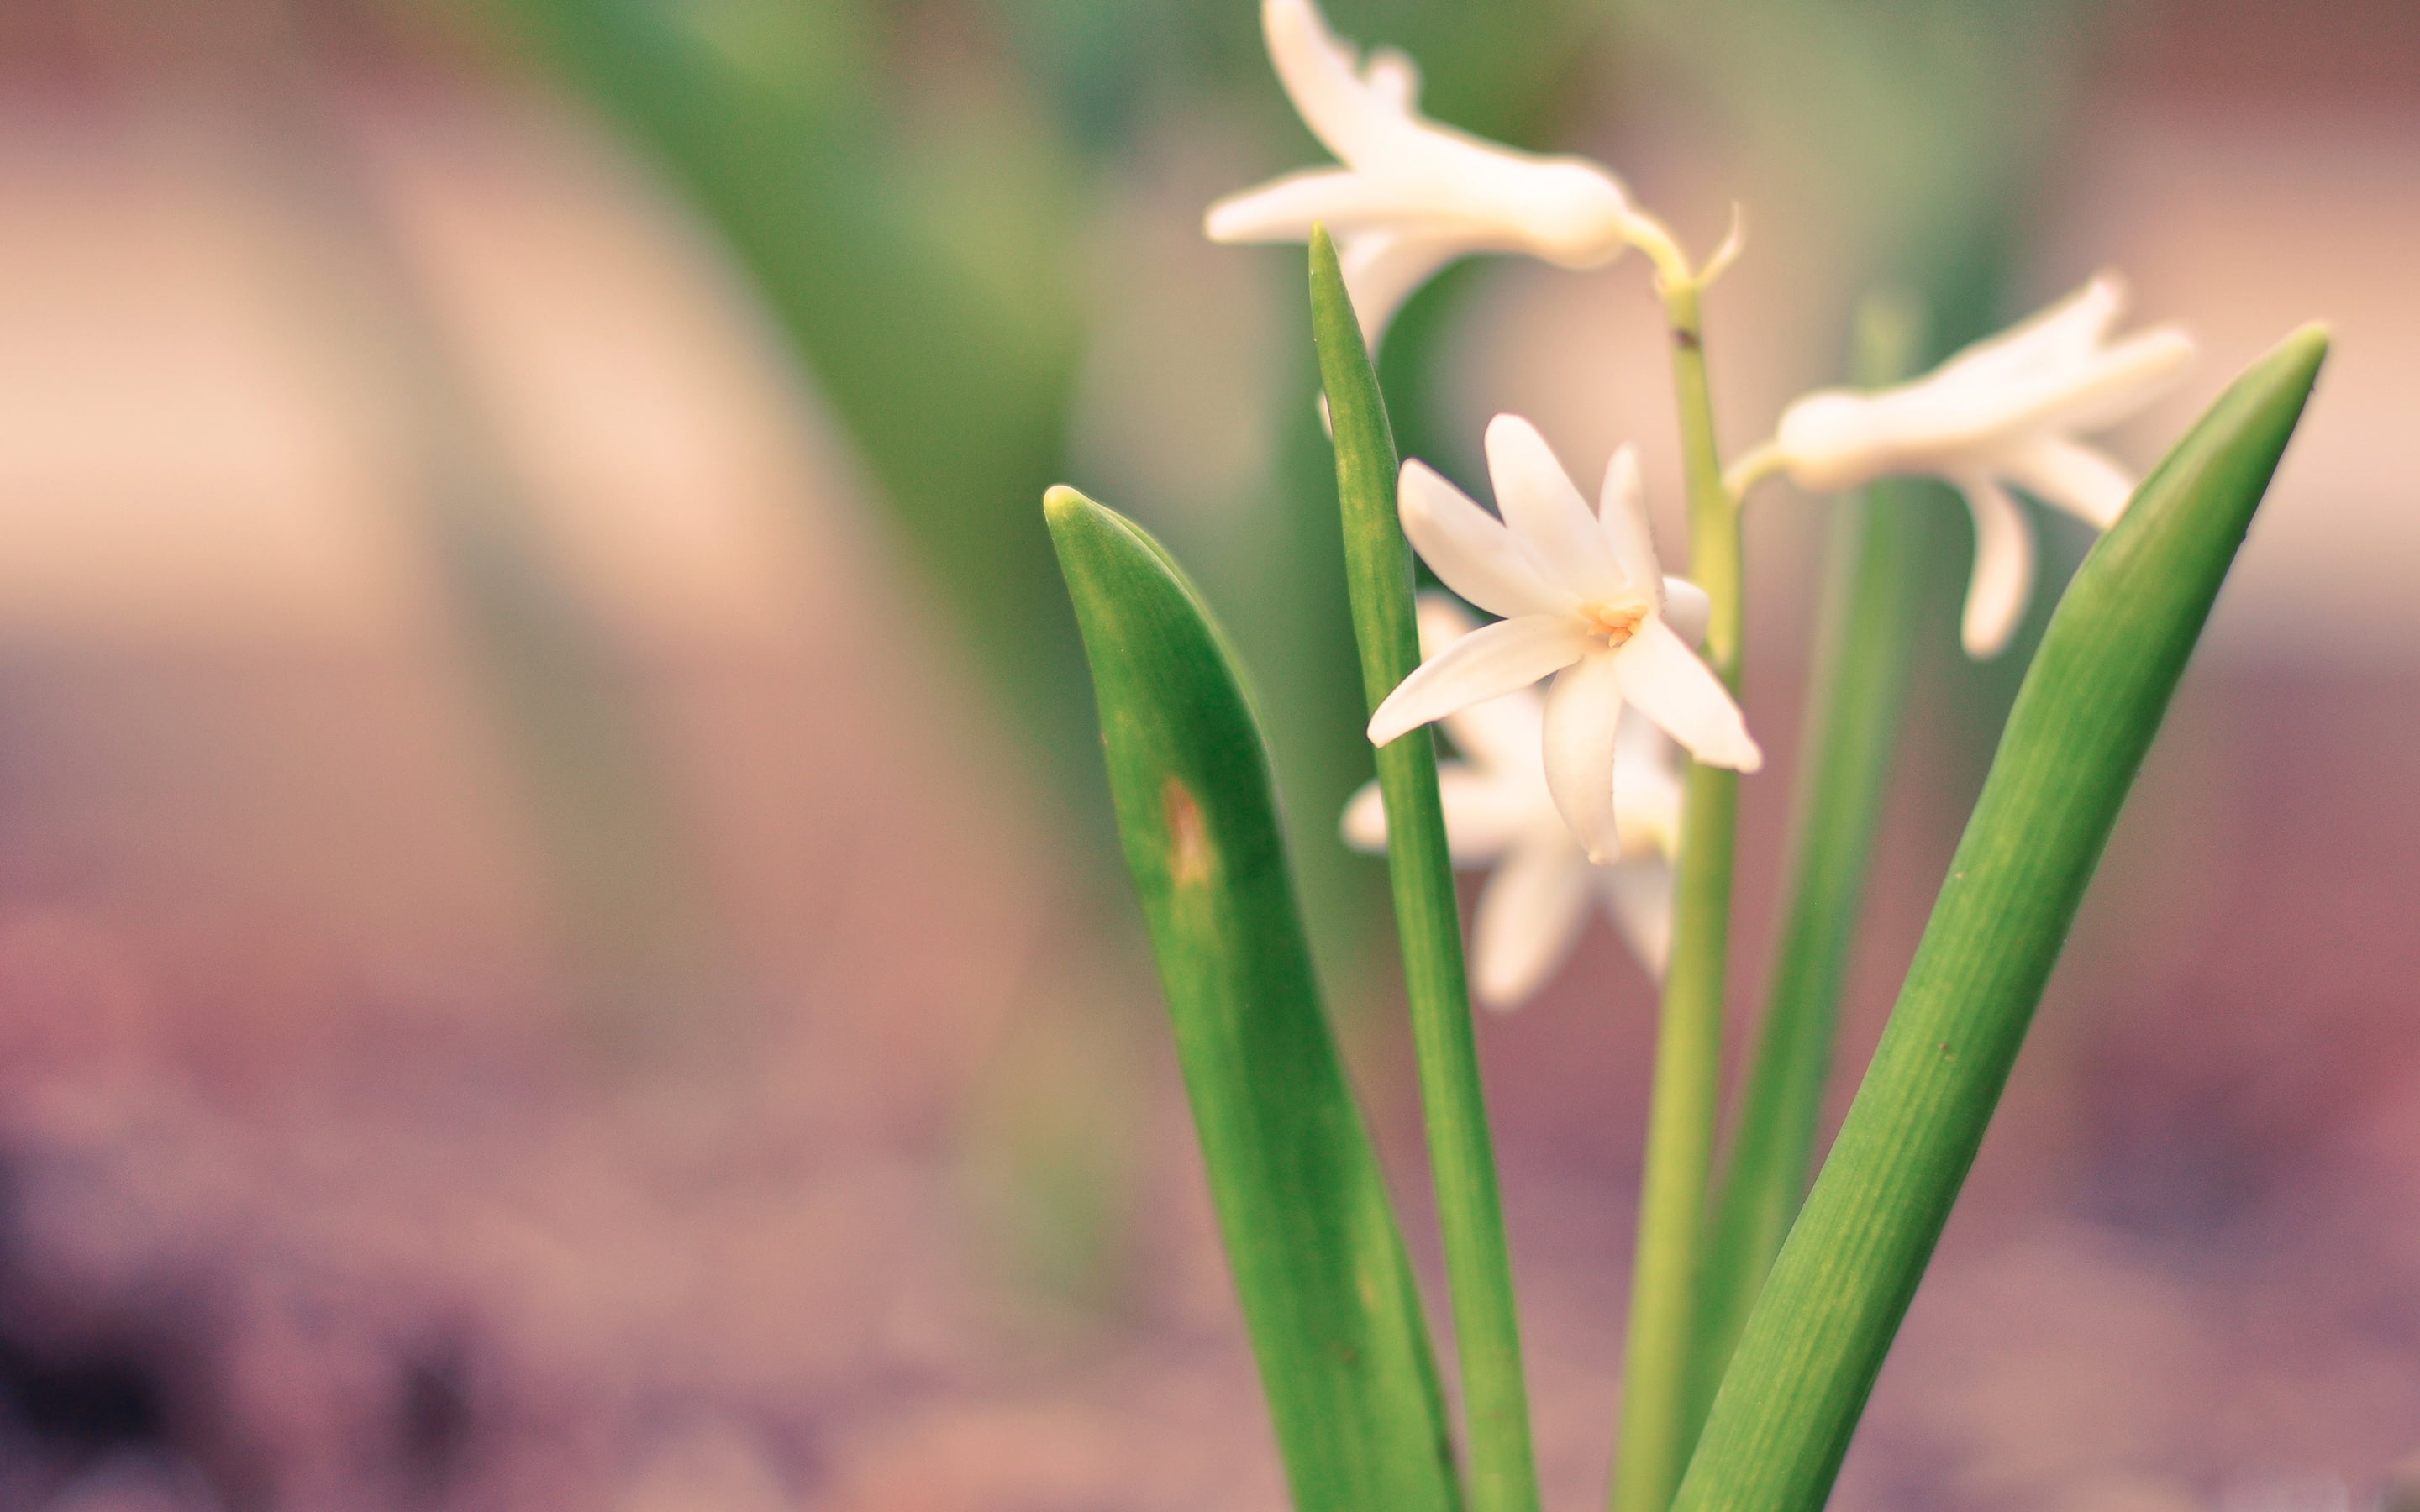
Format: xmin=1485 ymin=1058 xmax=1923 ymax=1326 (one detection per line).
xmin=1046 ymin=486 xmax=1461 ymax=1512
xmin=1312 ymin=230 xmax=1540 ymax=1512
xmin=1675 ymin=325 xmax=2328 ymax=1512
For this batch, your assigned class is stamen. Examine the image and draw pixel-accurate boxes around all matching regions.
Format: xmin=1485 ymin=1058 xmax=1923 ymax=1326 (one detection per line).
xmin=1582 ymin=601 xmax=1647 ymax=646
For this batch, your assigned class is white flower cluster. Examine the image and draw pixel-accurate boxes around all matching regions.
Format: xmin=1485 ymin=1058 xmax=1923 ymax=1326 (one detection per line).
xmin=1208 ymin=0 xmax=2192 ymax=1002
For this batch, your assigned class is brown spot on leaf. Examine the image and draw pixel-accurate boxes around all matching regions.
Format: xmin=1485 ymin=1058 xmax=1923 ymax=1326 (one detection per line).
xmin=1162 ymin=777 xmax=1214 ymax=887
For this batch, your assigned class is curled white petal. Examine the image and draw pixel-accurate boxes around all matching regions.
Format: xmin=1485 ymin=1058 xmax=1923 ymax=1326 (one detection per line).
xmin=1610 ymin=619 xmax=1761 ymax=771
xmin=1470 ymin=835 xmax=1594 ymax=1010
xmin=1541 ymin=650 xmax=1628 ymax=864
xmin=1956 ymin=474 xmax=2036 ymax=659
xmin=1398 ymin=460 xmax=1570 ymax=619
xmin=1367 ymin=614 xmax=1586 ymax=746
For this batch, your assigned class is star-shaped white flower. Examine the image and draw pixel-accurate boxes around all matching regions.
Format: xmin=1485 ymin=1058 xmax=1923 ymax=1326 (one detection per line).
xmin=1766 ymin=274 xmax=2195 ymax=659
xmin=1345 ymin=596 xmax=1683 ymax=1006
xmin=1367 ymin=414 xmax=1760 ymax=864
xmin=1204 ymin=0 xmax=1655 ymax=347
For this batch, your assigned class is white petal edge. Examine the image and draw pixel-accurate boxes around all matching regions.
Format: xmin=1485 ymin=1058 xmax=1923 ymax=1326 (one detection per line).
xmin=1368 ymin=613 xmax=1586 ymax=746
xmin=1598 ymin=858 xmax=1675 ymax=979
xmin=1485 ymin=415 xmax=1628 ymax=600
xmin=1957 ymin=474 xmax=2037 ymax=659
xmin=1540 ymin=649 xmax=1628 ymax=863
xmin=1611 ymin=619 xmax=1762 ymax=771
xmin=1996 ymin=436 xmax=2136 ymax=529
xmin=1469 ymin=836 xmax=1594 ymax=1010
xmin=1399 ymin=460 xmax=1571 ymax=619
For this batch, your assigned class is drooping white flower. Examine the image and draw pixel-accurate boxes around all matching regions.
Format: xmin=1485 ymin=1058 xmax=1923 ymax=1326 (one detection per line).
xmin=1367 ymin=415 xmax=1760 ymax=864
xmin=1765 ymin=274 xmax=2195 ymax=659
xmin=1204 ymin=0 xmax=1657 ymax=347
xmin=1345 ymin=596 xmax=1683 ymax=1006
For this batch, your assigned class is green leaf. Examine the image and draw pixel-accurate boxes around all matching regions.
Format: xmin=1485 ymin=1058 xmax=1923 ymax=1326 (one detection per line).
xmin=1312 ymin=229 xmax=1541 ymax=1512
xmin=1673 ymin=324 xmax=2329 ymax=1512
xmin=1045 ymin=486 xmax=1462 ymax=1512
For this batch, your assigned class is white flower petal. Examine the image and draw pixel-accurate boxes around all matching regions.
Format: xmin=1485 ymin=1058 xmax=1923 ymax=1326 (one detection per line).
xmin=1956 ymin=474 xmax=2037 ymax=659
xmin=1594 ymin=443 xmax=1661 ymax=589
xmin=1772 ymin=387 xmax=1896 ymax=494
xmin=1340 ymin=769 xmax=1534 ymax=862
xmin=1399 ymin=459 xmax=1570 ymax=619
xmin=1982 ymin=326 xmax=2196 ymax=443
xmin=1340 ymin=780 xmax=1389 ymax=851
xmin=1597 ymin=858 xmax=1676 ymax=979
xmin=1612 ymin=712 xmax=1686 ymax=857
xmin=1360 ymin=45 xmax=1421 ymax=108
xmin=1660 ymin=577 xmax=1711 ymax=648
xmin=1413 ymin=592 xmax=1480 ymax=659
xmin=1935 ymin=275 xmax=2123 ymax=390
xmin=1486 ymin=416 xmax=1627 ymax=599
xmin=1540 ymin=650 xmax=1628 ymax=863
xmin=1996 ymin=437 xmax=2137 ymax=529
xmin=2027 ymin=327 xmax=2196 ymax=433
xmin=1260 ymin=0 xmax=1413 ymax=164
xmin=1611 ymin=619 xmax=1762 ymax=772
xmin=1368 ymin=613 xmax=1586 ymax=746
xmin=1204 ymin=168 xmax=1462 ymax=242
xmin=1444 ymin=690 xmax=1546 ymax=780
xmin=1469 ymin=835 xmax=1594 ymax=1009
xmin=1412 ymin=601 xmax=1550 ymax=773
xmin=1435 ymin=769 xmax=1544 ymax=861
xmin=1340 ymin=230 xmax=1464 ymax=346
xmin=1770 ymin=281 xmax=2193 ymax=496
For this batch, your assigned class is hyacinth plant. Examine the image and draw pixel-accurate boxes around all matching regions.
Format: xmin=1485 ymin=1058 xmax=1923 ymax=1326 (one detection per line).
xmin=1048 ymin=1 xmax=2327 ymax=1509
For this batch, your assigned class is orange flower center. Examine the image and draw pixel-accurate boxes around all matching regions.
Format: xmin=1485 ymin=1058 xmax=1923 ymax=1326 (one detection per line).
xmin=1580 ymin=600 xmax=1647 ymax=647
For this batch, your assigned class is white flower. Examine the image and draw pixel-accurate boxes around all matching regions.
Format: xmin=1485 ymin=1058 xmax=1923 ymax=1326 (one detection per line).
xmin=1345 ymin=596 xmax=1683 ymax=1006
xmin=1204 ymin=0 xmax=1654 ymax=347
xmin=1367 ymin=414 xmax=1760 ymax=864
xmin=1767 ymin=274 xmax=2195 ymax=659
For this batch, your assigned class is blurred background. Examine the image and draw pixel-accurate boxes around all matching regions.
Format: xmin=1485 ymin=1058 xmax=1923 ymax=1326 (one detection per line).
xmin=0 ymin=0 xmax=2412 ymax=1507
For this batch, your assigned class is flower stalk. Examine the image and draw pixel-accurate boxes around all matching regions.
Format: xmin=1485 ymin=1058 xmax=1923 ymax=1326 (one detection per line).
xmin=1691 ymin=295 xmax=1934 ymax=1428
xmin=1607 ymin=264 xmax=1746 ymax=1512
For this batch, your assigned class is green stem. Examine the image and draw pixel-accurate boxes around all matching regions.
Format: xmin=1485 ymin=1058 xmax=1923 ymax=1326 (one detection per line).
xmin=1690 ymin=299 xmax=1932 ymax=1424
xmin=1311 ymin=229 xmax=1540 ymax=1512
xmin=1608 ymin=278 xmax=1741 ymax=1512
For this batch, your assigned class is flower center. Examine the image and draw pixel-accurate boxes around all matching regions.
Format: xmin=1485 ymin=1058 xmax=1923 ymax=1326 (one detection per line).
xmin=1579 ymin=600 xmax=1648 ymax=647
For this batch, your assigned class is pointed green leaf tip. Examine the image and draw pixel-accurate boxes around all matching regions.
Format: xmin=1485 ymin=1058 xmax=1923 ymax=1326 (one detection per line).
xmin=1044 ymin=484 xmax=1463 ymax=1512
xmin=1674 ymin=323 xmax=2328 ymax=1512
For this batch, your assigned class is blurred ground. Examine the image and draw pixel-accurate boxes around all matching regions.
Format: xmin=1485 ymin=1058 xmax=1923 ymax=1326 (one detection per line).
xmin=0 ymin=3 xmax=2412 ymax=1510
